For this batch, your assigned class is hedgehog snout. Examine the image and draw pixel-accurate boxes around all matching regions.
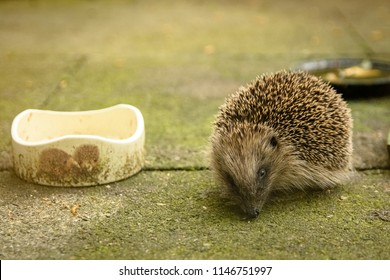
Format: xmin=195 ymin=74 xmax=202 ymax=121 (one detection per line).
xmin=246 ymin=208 xmax=260 ymax=219
xmin=242 ymin=198 xmax=266 ymax=219
xmin=240 ymin=183 xmax=272 ymax=219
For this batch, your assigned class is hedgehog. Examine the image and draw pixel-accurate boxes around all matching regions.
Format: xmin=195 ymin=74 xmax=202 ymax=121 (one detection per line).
xmin=210 ymin=70 xmax=353 ymax=218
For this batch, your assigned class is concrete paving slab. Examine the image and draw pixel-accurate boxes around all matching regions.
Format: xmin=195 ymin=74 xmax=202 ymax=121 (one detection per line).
xmin=0 ymin=54 xmax=84 ymax=150
xmin=334 ymin=0 xmax=390 ymax=55
xmin=3 ymin=55 xmax=388 ymax=170
xmin=1 ymin=0 xmax=389 ymax=169
xmin=1 ymin=0 xmax=389 ymax=170
xmin=0 ymin=0 xmax=369 ymax=56
xmin=0 ymin=169 xmax=389 ymax=259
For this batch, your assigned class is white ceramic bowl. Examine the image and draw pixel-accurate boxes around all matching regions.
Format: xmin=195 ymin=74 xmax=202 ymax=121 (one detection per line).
xmin=11 ymin=104 xmax=145 ymax=187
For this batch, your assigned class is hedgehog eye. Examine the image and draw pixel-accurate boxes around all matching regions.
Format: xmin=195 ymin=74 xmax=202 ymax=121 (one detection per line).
xmin=270 ymin=136 xmax=278 ymax=148
xmin=257 ymin=168 xmax=267 ymax=180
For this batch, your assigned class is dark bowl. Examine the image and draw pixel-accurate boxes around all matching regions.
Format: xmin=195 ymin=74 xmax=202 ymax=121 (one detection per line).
xmin=293 ymin=58 xmax=390 ymax=99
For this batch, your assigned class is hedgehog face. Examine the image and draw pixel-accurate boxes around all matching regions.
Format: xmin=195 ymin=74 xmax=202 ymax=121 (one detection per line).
xmin=211 ymin=125 xmax=285 ymax=218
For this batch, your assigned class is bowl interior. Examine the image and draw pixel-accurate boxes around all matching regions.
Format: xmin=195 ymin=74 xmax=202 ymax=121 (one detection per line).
xmin=15 ymin=106 xmax=139 ymax=143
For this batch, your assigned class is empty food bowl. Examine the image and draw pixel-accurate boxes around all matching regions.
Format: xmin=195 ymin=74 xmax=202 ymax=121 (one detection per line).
xmin=11 ymin=104 xmax=145 ymax=187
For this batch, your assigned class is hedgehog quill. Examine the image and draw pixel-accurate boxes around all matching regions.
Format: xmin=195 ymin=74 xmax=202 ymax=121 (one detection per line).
xmin=210 ymin=71 xmax=353 ymax=218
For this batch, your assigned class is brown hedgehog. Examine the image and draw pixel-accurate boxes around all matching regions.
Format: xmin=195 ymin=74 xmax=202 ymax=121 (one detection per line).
xmin=210 ymin=70 xmax=353 ymax=218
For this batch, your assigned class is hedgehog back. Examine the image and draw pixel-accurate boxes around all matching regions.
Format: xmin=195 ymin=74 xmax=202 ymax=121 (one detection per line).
xmin=215 ymin=71 xmax=353 ymax=170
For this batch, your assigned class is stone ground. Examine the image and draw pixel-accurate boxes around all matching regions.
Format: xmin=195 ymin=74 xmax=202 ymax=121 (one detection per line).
xmin=0 ymin=0 xmax=389 ymax=259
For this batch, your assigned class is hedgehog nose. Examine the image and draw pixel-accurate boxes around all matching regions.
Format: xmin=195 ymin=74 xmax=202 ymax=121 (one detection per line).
xmin=248 ymin=208 xmax=260 ymax=219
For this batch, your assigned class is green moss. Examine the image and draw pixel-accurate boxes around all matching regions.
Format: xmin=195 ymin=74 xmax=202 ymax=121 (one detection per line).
xmin=64 ymin=170 xmax=390 ymax=260
xmin=349 ymin=98 xmax=390 ymax=134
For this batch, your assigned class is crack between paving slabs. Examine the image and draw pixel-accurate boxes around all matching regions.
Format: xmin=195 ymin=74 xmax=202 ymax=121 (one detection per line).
xmin=39 ymin=54 xmax=88 ymax=108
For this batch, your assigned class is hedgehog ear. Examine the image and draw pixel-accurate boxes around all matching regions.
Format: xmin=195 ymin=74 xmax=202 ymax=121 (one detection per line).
xmin=270 ymin=136 xmax=278 ymax=148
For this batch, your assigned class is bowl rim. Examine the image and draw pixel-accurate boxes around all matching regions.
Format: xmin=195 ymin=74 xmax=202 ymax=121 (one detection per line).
xmin=11 ymin=104 xmax=145 ymax=147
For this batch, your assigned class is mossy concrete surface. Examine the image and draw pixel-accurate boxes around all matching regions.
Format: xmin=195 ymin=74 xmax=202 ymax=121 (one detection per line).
xmin=0 ymin=169 xmax=389 ymax=259
xmin=0 ymin=0 xmax=389 ymax=259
